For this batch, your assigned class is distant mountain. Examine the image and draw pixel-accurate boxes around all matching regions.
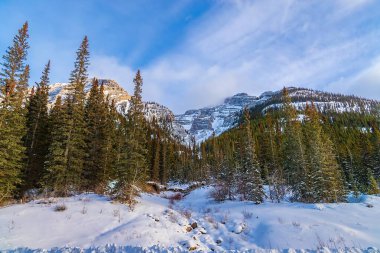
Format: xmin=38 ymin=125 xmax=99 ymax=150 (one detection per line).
xmin=47 ymin=82 xmax=380 ymax=144
xmin=174 ymin=87 xmax=380 ymax=143
xmin=174 ymin=92 xmax=272 ymax=143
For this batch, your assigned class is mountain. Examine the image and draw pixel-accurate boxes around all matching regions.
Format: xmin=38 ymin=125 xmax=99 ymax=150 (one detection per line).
xmin=47 ymin=82 xmax=380 ymax=144
xmin=47 ymin=79 xmax=190 ymax=142
xmin=174 ymin=92 xmax=272 ymax=143
xmin=174 ymin=87 xmax=380 ymax=143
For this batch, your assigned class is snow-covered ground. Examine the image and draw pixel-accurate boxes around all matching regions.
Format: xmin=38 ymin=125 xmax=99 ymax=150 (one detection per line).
xmin=1 ymin=186 xmax=380 ymax=252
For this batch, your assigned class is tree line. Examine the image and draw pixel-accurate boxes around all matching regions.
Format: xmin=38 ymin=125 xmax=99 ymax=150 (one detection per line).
xmin=0 ymin=23 xmax=195 ymax=205
xmin=201 ymin=89 xmax=380 ymax=203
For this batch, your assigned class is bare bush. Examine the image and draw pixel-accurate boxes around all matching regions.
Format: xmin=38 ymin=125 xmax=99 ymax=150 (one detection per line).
xmin=54 ymin=204 xmax=67 ymax=212
xmin=180 ymin=209 xmax=192 ymax=219
xmin=242 ymin=209 xmax=253 ymax=219
xmin=292 ymin=221 xmax=300 ymax=227
xmin=167 ymin=193 xmax=183 ymax=205
xmin=210 ymin=185 xmax=228 ymax=202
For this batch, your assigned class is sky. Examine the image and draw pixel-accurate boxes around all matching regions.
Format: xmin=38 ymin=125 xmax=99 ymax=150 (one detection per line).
xmin=0 ymin=0 xmax=380 ymax=114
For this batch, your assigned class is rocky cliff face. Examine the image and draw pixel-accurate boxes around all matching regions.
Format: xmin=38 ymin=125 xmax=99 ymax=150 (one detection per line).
xmin=174 ymin=92 xmax=273 ymax=142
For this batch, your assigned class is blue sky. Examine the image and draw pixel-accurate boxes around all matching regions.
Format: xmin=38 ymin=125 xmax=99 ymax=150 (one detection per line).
xmin=0 ymin=0 xmax=380 ymax=113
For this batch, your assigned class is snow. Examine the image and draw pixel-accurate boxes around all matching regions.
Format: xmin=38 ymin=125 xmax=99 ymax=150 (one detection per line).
xmin=1 ymin=186 xmax=380 ymax=252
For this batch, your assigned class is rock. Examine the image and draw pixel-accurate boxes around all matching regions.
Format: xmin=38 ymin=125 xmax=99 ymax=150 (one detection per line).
xmin=233 ymin=223 xmax=246 ymax=234
xmin=199 ymin=228 xmax=207 ymax=234
xmin=191 ymin=222 xmax=198 ymax=229
xmin=186 ymin=226 xmax=193 ymax=232
xmin=216 ymin=238 xmax=223 ymax=245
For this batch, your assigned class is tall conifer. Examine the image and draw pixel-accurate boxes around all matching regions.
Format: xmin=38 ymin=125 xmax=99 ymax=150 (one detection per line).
xmin=0 ymin=22 xmax=29 ymax=202
xmin=24 ymin=61 xmax=50 ymax=190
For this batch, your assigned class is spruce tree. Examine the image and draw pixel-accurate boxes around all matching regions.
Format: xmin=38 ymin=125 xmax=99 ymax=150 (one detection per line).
xmin=44 ymin=37 xmax=89 ymax=196
xmin=24 ymin=61 xmax=50 ymax=190
xmin=281 ymin=88 xmax=308 ymax=201
xmin=0 ymin=22 xmax=29 ymax=203
xmin=83 ymin=79 xmax=108 ymax=191
xmin=237 ymin=109 xmax=264 ymax=203
xmin=303 ymin=103 xmax=345 ymax=202
xmin=64 ymin=36 xmax=89 ymax=194
xmin=116 ymin=70 xmax=148 ymax=202
xmin=43 ymin=96 xmax=68 ymax=194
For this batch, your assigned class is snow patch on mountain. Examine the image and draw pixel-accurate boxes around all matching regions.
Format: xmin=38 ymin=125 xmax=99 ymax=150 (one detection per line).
xmin=174 ymin=92 xmax=273 ymax=143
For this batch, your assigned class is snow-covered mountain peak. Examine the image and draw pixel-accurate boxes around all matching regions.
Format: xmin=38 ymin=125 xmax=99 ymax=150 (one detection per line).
xmin=175 ymin=91 xmax=272 ymax=143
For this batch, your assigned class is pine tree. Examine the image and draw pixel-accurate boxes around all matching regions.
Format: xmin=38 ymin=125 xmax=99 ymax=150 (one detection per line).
xmin=116 ymin=70 xmax=148 ymax=203
xmin=367 ymin=173 xmax=379 ymax=195
xmin=24 ymin=61 xmax=50 ymax=190
xmin=159 ymin=139 xmax=168 ymax=184
xmin=150 ymin=119 xmax=160 ymax=182
xmin=281 ymin=88 xmax=308 ymax=201
xmin=303 ymin=103 xmax=345 ymax=202
xmin=63 ymin=36 xmax=89 ymax=194
xmin=44 ymin=37 xmax=90 ymax=196
xmin=102 ymin=98 xmax=121 ymax=187
xmin=83 ymin=79 xmax=108 ymax=191
xmin=237 ymin=109 xmax=264 ymax=203
xmin=43 ymin=96 xmax=68 ymax=194
xmin=0 ymin=22 xmax=29 ymax=203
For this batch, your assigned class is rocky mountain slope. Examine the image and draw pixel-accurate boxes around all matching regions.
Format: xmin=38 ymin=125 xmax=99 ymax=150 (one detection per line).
xmin=47 ymin=82 xmax=379 ymax=144
xmin=174 ymin=87 xmax=379 ymax=143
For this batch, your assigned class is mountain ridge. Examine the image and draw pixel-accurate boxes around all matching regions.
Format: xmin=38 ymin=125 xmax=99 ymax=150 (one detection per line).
xmin=46 ymin=80 xmax=380 ymax=144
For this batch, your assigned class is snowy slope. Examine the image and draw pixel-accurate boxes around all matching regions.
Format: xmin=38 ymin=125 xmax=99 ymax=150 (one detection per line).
xmin=1 ymin=186 xmax=380 ymax=252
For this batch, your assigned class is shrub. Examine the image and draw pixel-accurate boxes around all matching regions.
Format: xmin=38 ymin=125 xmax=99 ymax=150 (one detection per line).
xmin=242 ymin=209 xmax=253 ymax=219
xmin=54 ymin=204 xmax=67 ymax=212
xmin=210 ymin=185 xmax=227 ymax=202
xmin=167 ymin=193 xmax=183 ymax=204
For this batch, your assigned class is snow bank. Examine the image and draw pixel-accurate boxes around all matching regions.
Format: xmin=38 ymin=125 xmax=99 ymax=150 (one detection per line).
xmin=1 ymin=187 xmax=380 ymax=252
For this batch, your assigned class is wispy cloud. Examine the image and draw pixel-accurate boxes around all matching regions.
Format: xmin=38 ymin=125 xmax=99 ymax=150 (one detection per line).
xmin=138 ymin=0 xmax=380 ymax=113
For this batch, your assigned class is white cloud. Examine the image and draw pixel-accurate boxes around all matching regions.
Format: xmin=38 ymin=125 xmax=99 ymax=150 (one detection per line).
xmin=86 ymin=0 xmax=380 ymax=114
xmin=327 ymin=57 xmax=380 ymax=99
xmin=137 ymin=0 xmax=380 ymax=113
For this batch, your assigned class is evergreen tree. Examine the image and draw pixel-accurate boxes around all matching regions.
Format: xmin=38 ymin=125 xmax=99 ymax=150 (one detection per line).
xmin=83 ymin=79 xmax=108 ymax=191
xmin=43 ymin=96 xmax=68 ymax=194
xmin=24 ymin=61 xmax=50 ymax=190
xmin=159 ymin=139 xmax=168 ymax=184
xmin=0 ymin=22 xmax=29 ymax=203
xmin=281 ymin=88 xmax=308 ymax=201
xmin=303 ymin=103 xmax=345 ymax=202
xmin=237 ymin=109 xmax=264 ymax=203
xmin=44 ymin=37 xmax=89 ymax=196
xmin=116 ymin=70 xmax=148 ymax=203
